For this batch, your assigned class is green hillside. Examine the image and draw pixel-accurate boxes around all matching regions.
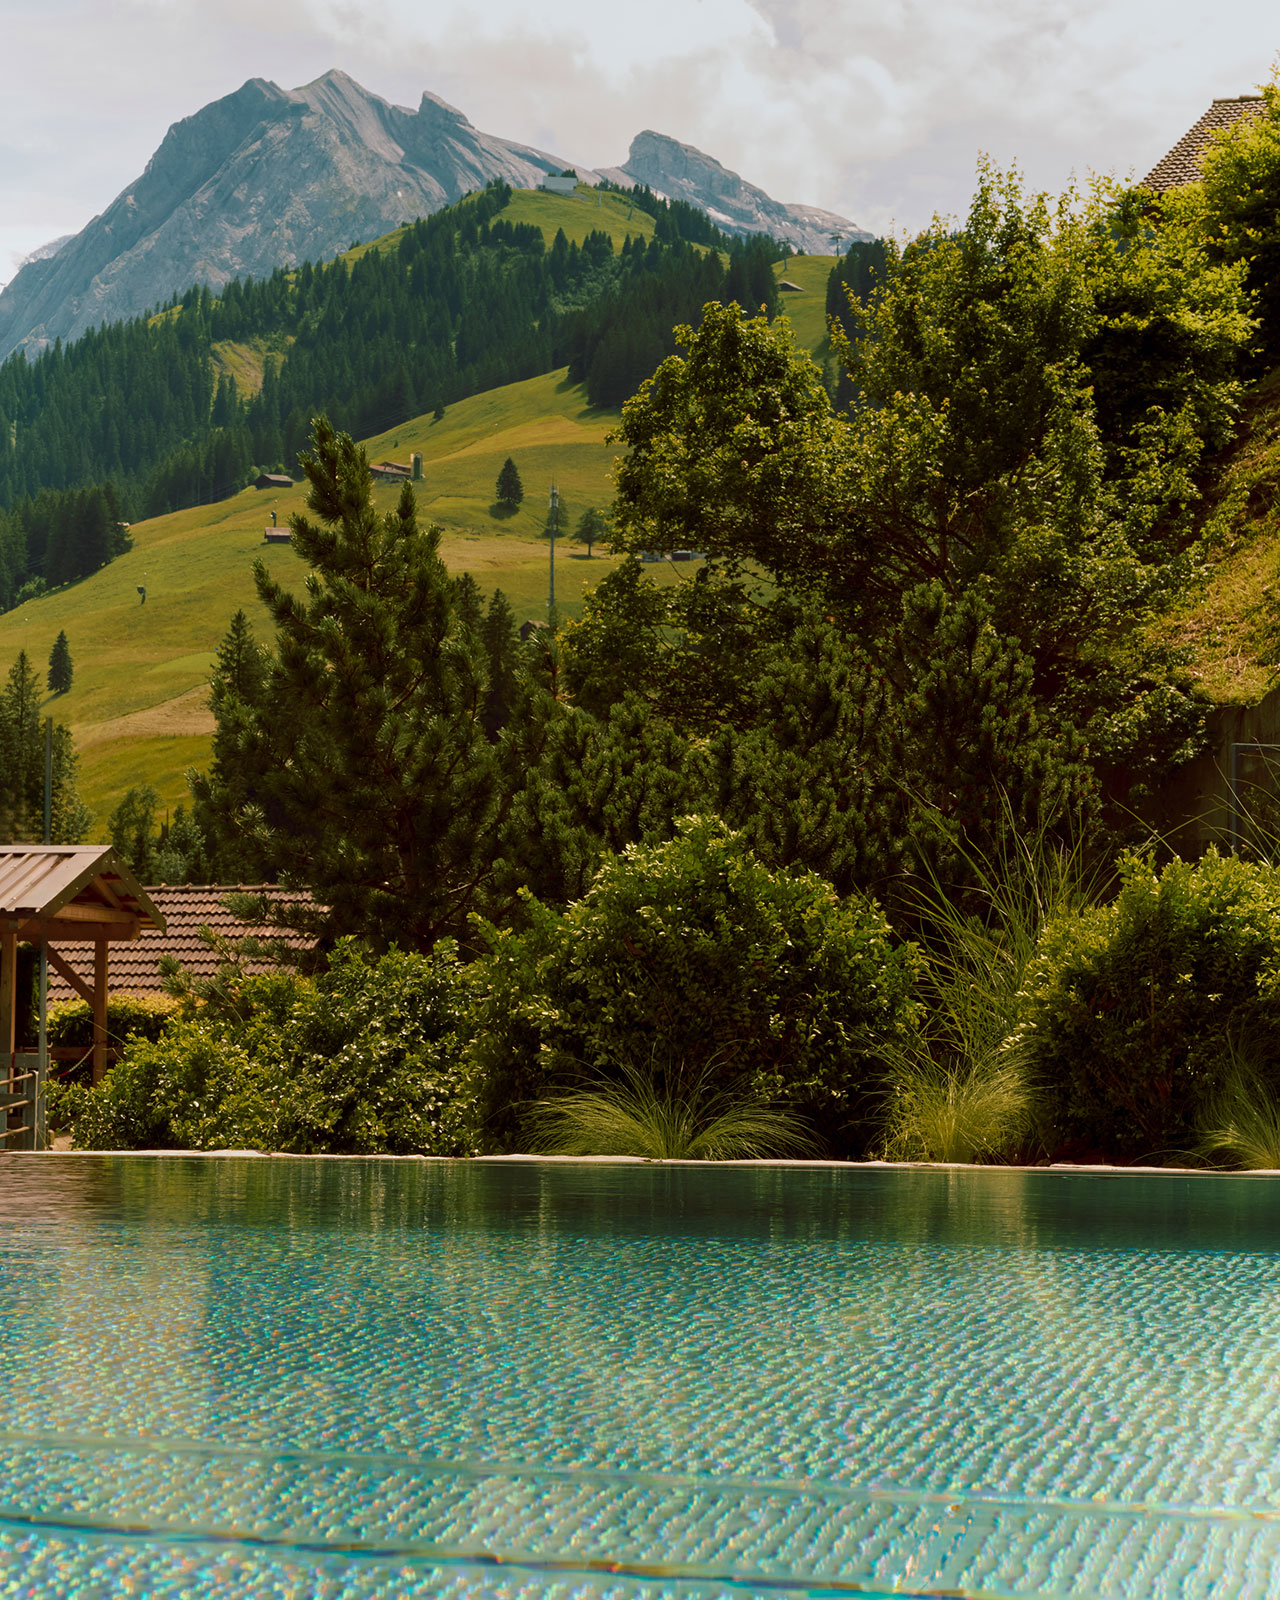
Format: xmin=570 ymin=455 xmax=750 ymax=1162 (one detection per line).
xmin=0 ymin=220 xmax=838 ymax=835
xmin=1163 ymin=365 xmax=1280 ymax=705
xmin=774 ymin=254 xmax=837 ymax=357
xmin=499 ymin=184 xmax=660 ymax=248
xmin=0 ymin=368 xmax=649 ymax=828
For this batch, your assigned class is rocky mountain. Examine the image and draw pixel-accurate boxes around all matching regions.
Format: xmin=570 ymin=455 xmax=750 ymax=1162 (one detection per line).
xmin=0 ymin=71 xmax=572 ymax=361
xmin=0 ymin=72 xmax=870 ymax=362
xmin=600 ymin=132 xmax=871 ymax=256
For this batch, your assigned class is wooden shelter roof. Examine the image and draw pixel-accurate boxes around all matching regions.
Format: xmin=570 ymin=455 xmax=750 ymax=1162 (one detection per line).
xmin=0 ymin=846 xmax=164 ymax=937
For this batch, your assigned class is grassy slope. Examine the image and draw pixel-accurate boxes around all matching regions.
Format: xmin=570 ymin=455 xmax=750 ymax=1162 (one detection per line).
xmin=0 ymin=217 xmax=836 ymax=835
xmin=0 ymin=369 xmax=633 ymax=827
xmin=1163 ymin=366 xmax=1280 ymax=705
xmin=774 ymin=254 xmax=835 ymax=359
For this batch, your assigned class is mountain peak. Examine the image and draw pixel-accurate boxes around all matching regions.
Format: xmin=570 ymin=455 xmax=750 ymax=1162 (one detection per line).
xmin=610 ymin=129 xmax=868 ymax=254
xmin=0 ymin=75 xmax=869 ymax=361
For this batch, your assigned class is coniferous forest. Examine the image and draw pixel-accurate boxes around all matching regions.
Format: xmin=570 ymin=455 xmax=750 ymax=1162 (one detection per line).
xmin=0 ymin=181 xmax=785 ymax=610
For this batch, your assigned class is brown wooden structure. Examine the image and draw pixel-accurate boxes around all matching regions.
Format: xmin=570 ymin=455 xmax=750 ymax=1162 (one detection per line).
xmin=1 ymin=848 xmax=164 ymax=1148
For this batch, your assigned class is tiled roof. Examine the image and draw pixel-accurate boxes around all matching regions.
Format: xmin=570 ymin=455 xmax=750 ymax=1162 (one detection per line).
xmin=45 ymin=884 xmax=316 ymax=1002
xmin=1143 ymin=96 xmax=1266 ymax=191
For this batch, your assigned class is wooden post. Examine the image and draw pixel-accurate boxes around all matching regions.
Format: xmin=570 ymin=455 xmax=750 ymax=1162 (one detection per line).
xmin=0 ymin=929 xmax=15 ymax=1060
xmin=92 ymin=938 xmax=108 ymax=1084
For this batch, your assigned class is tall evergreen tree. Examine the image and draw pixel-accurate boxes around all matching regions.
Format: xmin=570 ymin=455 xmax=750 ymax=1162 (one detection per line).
xmin=0 ymin=652 xmax=89 ymax=842
xmin=47 ymin=630 xmax=72 ymax=694
xmin=495 ymin=457 xmax=524 ymax=510
xmin=195 ymin=418 xmax=509 ymax=950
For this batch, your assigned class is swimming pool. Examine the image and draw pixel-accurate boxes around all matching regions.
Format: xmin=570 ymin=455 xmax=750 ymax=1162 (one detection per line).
xmin=2 ymin=1157 xmax=1280 ymax=1597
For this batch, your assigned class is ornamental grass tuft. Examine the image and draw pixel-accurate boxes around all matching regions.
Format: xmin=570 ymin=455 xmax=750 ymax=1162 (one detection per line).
xmin=526 ymin=1058 xmax=819 ymax=1161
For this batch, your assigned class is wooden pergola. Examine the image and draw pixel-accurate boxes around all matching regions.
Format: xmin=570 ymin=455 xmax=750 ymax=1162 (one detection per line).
xmin=1 ymin=845 xmax=165 ymax=1087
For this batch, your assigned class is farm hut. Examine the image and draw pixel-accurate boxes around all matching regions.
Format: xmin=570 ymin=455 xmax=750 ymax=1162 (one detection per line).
xmin=1 ymin=846 xmax=164 ymax=1149
xmin=254 ymin=472 xmax=294 ymax=490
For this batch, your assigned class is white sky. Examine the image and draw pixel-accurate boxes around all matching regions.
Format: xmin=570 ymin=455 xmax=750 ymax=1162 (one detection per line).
xmin=0 ymin=0 xmax=1275 ymax=283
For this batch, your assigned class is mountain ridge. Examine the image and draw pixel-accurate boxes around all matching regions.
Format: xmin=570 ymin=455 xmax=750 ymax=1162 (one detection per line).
xmin=602 ymin=130 xmax=871 ymax=256
xmin=0 ymin=71 xmax=866 ymax=361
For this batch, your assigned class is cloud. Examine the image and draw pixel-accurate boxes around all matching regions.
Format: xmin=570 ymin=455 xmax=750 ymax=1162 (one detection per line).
xmin=0 ymin=0 xmax=1275 ymax=278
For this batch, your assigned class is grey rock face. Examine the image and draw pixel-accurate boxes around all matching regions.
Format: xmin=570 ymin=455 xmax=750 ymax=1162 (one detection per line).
xmin=0 ymin=75 xmax=872 ymax=362
xmin=0 ymin=71 xmax=571 ymax=361
xmin=601 ymin=131 xmax=871 ymax=256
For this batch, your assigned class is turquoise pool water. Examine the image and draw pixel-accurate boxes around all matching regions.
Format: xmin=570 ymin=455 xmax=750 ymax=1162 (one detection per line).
xmin=2 ymin=1158 xmax=1280 ymax=1598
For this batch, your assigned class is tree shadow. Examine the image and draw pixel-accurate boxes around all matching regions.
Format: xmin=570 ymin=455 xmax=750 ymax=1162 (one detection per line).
xmin=488 ymin=502 xmax=520 ymax=521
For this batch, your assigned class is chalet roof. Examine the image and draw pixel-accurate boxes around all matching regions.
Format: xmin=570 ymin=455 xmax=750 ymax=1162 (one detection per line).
xmin=45 ymin=883 xmax=316 ymax=1001
xmin=0 ymin=845 xmax=163 ymax=932
xmin=1142 ymin=95 xmax=1266 ymax=191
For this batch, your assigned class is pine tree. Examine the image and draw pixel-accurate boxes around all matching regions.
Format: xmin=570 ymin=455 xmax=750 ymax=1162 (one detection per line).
xmin=495 ymin=456 xmax=524 ymax=510
xmin=0 ymin=651 xmax=90 ymax=843
xmin=47 ymin=630 xmax=72 ymax=694
xmin=197 ymin=417 xmax=507 ymax=951
xmin=106 ymin=786 xmax=160 ymax=881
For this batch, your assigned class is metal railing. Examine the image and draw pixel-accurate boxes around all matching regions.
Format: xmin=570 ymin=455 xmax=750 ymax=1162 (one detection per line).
xmin=2 ymin=1055 xmax=45 ymax=1152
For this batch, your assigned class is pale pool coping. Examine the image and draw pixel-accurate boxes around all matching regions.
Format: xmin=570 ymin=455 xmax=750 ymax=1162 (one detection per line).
xmin=14 ymin=1149 xmax=1280 ymax=1177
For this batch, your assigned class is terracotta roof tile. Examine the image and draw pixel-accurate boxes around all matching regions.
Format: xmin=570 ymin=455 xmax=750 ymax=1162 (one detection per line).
xmin=1143 ymin=96 xmax=1266 ymax=191
xmin=45 ymin=884 xmax=316 ymax=1002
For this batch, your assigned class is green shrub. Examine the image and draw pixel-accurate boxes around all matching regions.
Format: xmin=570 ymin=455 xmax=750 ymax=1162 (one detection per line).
xmin=48 ymin=992 xmax=178 ymax=1074
xmin=471 ymin=816 xmax=919 ymax=1154
xmin=71 ymin=943 xmax=481 ymax=1155
xmin=1195 ymin=78 xmax=1280 ymax=354
xmin=1020 ymin=850 xmax=1280 ymax=1160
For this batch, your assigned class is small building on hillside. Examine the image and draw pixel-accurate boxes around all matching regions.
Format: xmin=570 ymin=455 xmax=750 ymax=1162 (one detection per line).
xmin=539 ymin=174 xmax=579 ymax=196
xmin=1142 ymin=95 xmax=1266 ymax=191
xmin=254 ymin=472 xmax=294 ymax=490
xmin=369 ymin=454 xmax=422 ymax=483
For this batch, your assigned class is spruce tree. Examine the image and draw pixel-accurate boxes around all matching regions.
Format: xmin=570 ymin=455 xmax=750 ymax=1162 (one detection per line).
xmin=0 ymin=651 xmax=89 ymax=843
xmin=495 ymin=457 xmax=523 ymax=510
xmin=197 ymin=417 xmax=506 ymax=951
xmin=47 ymin=630 xmax=72 ymax=694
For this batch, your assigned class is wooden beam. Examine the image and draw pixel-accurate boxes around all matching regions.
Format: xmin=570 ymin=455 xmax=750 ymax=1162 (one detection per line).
xmin=18 ymin=919 xmax=141 ymax=944
xmin=50 ymin=903 xmax=136 ymax=925
xmin=91 ymin=875 xmax=124 ymax=911
xmin=46 ymin=947 xmax=95 ymax=1008
xmin=92 ymin=940 xmax=108 ymax=1085
xmin=0 ymin=930 xmax=14 ymax=1059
